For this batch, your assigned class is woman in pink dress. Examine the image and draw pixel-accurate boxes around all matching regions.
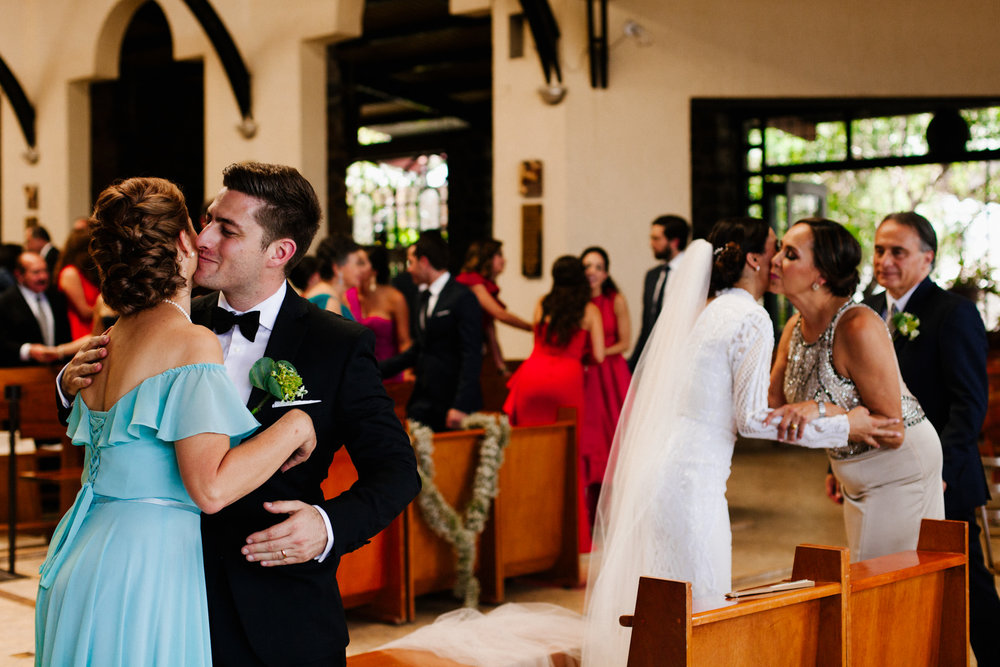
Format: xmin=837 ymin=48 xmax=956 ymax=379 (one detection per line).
xmin=579 ymin=246 xmax=633 ymax=531
xmin=456 ymin=240 xmax=532 ymax=375
xmin=503 ymin=255 xmax=605 ymax=551
xmin=57 ymin=227 xmax=101 ymax=339
xmin=348 ymin=245 xmax=411 ymax=381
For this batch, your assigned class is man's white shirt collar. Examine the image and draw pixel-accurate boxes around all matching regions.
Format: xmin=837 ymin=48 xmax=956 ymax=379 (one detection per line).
xmin=423 ymin=271 xmax=451 ymax=296
xmin=886 ymin=281 xmax=920 ymax=315
xmin=215 ymin=282 xmax=286 ymax=403
xmin=668 ymin=251 xmax=685 ymax=271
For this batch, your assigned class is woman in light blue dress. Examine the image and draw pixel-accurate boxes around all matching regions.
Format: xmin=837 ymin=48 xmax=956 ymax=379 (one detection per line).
xmin=35 ymin=178 xmax=316 ymax=666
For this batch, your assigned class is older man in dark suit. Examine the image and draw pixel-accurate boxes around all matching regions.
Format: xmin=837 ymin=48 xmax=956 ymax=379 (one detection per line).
xmin=61 ymin=162 xmax=419 ymax=666
xmin=381 ymin=234 xmax=483 ymax=431
xmin=0 ymin=251 xmax=72 ymax=365
xmin=629 ymin=214 xmax=689 ymax=371
xmin=861 ymin=211 xmax=1000 ymax=665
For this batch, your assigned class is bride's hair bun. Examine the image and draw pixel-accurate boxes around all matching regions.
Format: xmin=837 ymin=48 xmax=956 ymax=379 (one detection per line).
xmin=89 ymin=177 xmax=190 ymax=315
xmin=707 ymin=217 xmax=770 ymax=296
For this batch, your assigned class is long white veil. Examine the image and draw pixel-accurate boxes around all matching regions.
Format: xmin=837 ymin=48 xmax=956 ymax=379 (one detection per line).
xmin=582 ymin=239 xmax=713 ymax=666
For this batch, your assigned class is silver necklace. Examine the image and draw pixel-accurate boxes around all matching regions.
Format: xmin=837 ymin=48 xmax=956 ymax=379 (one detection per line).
xmin=162 ymin=298 xmax=192 ymax=323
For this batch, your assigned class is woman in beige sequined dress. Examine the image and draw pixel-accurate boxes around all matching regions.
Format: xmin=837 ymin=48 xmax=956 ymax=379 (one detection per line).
xmin=769 ymin=218 xmax=944 ymax=562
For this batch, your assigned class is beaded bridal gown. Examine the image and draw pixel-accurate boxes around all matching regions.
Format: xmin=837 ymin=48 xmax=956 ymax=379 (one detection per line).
xmin=583 ymin=241 xmax=850 ymax=666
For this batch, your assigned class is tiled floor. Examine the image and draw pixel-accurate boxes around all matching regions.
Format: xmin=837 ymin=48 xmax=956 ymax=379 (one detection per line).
xmin=1 ymin=440 xmax=993 ymax=664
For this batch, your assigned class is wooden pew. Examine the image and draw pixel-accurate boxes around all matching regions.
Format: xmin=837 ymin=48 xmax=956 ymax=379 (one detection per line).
xmin=621 ymin=519 xmax=967 ymax=666
xmin=623 ymin=545 xmax=848 ymax=666
xmin=407 ymin=412 xmax=580 ymax=615
xmin=848 ymin=519 xmax=968 ymax=666
xmin=0 ymin=366 xmax=81 ymax=531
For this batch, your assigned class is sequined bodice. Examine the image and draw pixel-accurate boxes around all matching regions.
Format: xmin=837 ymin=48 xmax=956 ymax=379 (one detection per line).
xmin=784 ymin=301 xmax=924 ymax=460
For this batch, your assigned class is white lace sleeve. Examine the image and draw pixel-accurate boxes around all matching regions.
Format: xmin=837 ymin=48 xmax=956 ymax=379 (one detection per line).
xmin=731 ymin=310 xmax=848 ymax=448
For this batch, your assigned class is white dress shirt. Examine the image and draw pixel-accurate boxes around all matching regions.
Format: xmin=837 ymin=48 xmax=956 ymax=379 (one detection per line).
xmin=19 ymin=285 xmax=56 ymax=360
xmin=884 ymin=281 xmax=921 ymax=319
xmin=420 ymin=270 xmax=451 ymax=317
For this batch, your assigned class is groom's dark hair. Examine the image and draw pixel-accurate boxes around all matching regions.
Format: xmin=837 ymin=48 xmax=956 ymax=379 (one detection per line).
xmin=221 ymin=161 xmax=321 ymax=275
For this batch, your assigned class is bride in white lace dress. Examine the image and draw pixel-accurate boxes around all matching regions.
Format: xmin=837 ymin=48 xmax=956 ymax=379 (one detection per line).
xmin=583 ymin=218 xmax=898 ymax=666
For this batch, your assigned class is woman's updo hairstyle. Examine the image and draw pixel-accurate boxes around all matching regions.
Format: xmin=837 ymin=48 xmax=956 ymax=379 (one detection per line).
xmin=707 ymin=217 xmax=770 ymax=296
xmin=792 ymin=218 xmax=861 ymax=297
xmin=89 ymin=177 xmax=190 ymax=316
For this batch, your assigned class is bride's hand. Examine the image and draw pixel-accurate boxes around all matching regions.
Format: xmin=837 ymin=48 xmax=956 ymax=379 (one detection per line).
xmin=765 ymin=401 xmax=818 ymax=441
xmin=846 ymin=407 xmax=902 ymax=449
xmin=277 ymin=409 xmax=317 ymax=472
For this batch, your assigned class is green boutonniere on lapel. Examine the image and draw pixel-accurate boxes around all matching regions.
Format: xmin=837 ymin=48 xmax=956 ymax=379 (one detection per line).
xmin=891 ymin=311 xmax=920 ymax=341
xmin=249 ymin=358 xmax=308 ymax=414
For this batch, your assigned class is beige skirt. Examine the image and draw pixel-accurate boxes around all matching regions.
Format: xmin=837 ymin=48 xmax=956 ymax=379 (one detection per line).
xmin=830 ymin=418 xmax=944 ymax=562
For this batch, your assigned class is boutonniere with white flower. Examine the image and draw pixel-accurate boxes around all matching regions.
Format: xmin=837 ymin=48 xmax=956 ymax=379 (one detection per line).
xmin=891 ymin=311 xmax=920 ymax=341
xmin=249 ymin=358 xmax=308 ymax=414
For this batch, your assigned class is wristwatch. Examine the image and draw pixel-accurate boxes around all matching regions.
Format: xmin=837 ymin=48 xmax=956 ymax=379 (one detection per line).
xmin=816 ymin=400 xmax=826 ymax=418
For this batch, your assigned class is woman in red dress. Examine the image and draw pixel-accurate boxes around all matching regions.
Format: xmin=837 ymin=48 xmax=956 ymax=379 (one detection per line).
xmin=456 ymin=240 xmax=532 ymax=375
xmin=579 ymin=246 xmax=633 ymax=531
xmin=503 ymin=255 xmax=605 ymax=551
xmin=57 ymin=227 xmax=101 ymax=339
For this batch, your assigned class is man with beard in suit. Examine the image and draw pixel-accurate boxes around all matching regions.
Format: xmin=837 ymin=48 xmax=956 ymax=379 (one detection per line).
xmin=858 ymin=211 xmax=1000 ymax=664
xmin=60 ymin=161 xmax=420 ymax=666
xmin=0 ymin=251 xmax=72 ymax=365
xmin=380 ymin=234 xmax=483 ymax=431
xmin=629 ymin=214 xmax=689 ymax=371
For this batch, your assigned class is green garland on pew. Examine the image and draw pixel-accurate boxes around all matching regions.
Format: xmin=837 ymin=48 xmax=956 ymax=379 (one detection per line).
xmin=409 ymin=412 xmax=512 ymax=607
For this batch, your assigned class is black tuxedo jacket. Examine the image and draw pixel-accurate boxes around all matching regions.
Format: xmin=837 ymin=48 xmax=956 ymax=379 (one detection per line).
xmin=194 ymin=287 xmax=419 ymax=665
xmin=629 ymin=263 xmax=667 ymax=370
xmin=864 ymin=277 xmax=989 ymax=512
xmin=380 ymin=276 xmax=482 ymax=431
xmin=0 ymin=285 xmax=72 ymax=365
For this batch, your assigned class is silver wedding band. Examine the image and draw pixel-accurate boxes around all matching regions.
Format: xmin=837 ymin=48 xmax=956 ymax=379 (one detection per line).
xmin=280 ymin=549 xmax=287 ymax=559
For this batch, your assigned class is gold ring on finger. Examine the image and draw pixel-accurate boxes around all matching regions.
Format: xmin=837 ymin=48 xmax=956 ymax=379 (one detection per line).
xmin=280 ymin=549 xmax=287 ymax=559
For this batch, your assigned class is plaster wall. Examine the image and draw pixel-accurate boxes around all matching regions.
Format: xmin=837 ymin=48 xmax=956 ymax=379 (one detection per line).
xmin=0 ymin=0 xmax=362 ymax=248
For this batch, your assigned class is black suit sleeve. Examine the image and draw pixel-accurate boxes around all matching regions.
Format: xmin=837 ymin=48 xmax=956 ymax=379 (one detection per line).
xmin=936 ymin=297 xmax=989 ymax=489
xmin=451 ymin=289 xmax=483 ymax=414
xmin=379 ymin=341 xmax=418 ymax=379
xmin=320 ymin=328 xmax=420 ymax=556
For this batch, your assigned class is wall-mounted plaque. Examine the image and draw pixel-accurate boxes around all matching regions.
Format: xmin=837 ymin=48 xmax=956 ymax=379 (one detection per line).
xmin=519 ymin=159 xmax=542 ymax=198
xmin=521 ymin=204 xmax=542 ymax=278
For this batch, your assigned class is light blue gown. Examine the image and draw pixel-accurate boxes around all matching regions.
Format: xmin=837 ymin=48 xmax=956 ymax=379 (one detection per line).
xmin=35 ymin=364 xmax=258 ymax=666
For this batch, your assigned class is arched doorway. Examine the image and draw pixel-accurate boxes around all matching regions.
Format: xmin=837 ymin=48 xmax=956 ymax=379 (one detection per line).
xmin=90 ymin=1 xmax=204 ymax=218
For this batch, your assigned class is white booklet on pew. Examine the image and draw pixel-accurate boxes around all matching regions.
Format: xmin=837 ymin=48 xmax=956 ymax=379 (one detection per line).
xmin=725 ymin=579 xmax=815 ymax=599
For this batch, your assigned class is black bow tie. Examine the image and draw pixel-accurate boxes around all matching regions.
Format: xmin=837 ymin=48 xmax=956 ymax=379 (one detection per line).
xmin=211 ymin=307 xmax=261 ymax=342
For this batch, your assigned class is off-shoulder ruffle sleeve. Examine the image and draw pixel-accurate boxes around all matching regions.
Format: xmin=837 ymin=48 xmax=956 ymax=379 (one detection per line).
xmin=67 ymin=364 xmax=259 ymax=447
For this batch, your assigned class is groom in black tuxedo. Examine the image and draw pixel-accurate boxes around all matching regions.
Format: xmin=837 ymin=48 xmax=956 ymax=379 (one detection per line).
xmin=62 ymin=162 xmax=419 ymax=666
xmin=861 ymin=211 xmax=1000 ymax=665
